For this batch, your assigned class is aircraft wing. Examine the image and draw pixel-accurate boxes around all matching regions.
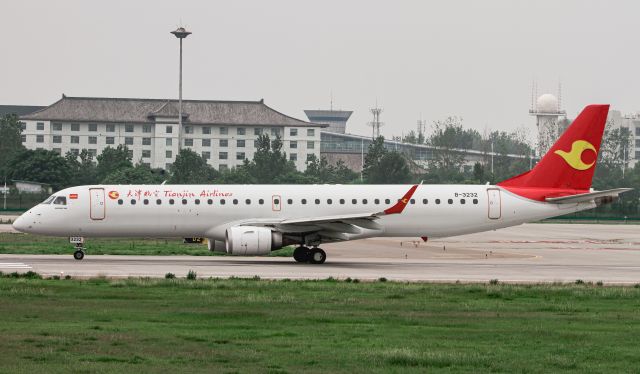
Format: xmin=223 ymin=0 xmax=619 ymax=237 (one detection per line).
xmin=240 ymin=184 xmax=420 ymax=239
xmin=545 ymin=188 xmax=633 ymax=204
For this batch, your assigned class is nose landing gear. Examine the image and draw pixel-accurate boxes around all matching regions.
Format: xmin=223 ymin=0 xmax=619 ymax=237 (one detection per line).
xmin=293 ymin=246 xmax=326 ymax=264
xmin=73 ymin=247 xmax=85 ymax=261
xmin=70 ymin=237 xmax=86 ymax=261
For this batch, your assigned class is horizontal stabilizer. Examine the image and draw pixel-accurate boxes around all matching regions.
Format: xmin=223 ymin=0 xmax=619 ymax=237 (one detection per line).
xmin=545 ymin=188 xmax=633 ymax=204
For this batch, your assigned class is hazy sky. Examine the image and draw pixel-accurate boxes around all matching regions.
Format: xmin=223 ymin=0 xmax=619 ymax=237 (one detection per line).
xmin=3 ymin=1 xmax=639 ymax=139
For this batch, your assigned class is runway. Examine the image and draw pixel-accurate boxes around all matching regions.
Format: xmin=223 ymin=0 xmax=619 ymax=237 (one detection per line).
xmin=1 ymin=223 xmax=639 ymax=283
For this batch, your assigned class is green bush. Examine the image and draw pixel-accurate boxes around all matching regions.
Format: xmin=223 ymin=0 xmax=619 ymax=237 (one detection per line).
xmin=186 ymin=270 xmax=197 ymax=280
xmin=165 ymin=273 xmax=176 ymax=279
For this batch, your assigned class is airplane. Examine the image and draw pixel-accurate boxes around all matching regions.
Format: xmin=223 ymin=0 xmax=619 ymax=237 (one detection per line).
xmin=12 ymin=104 xmax=632 ymax=264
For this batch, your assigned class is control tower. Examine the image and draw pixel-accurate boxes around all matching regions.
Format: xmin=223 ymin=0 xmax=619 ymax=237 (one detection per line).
xmin=304 ymin=109 xmax=353 ymax=134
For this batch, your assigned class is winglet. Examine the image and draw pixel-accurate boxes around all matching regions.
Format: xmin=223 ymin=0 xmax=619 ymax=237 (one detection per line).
xmin=383 ymin=184 xmax=419 ymax=215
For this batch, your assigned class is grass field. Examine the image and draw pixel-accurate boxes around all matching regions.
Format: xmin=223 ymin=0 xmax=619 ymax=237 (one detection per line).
xmin=0 ymin=232 xmax=294 ymax=257
xmin=0 ymin=276 xmax=639 ymax=373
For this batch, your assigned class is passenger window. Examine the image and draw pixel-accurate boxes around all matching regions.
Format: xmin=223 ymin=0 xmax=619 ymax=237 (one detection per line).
xmin=410 ymin=199 xmax=415 ymax=204
xmin=287 ymin=199 xmax=292 ymax=205
xmin=220 ymin=199 xmax=226 ymax=205
xmin=233 ymin=199 xmax=238 ymax=205
xmin=118 ymin=199 xmax=123 ymax=205
xmin=385 ymin=199 xmax=390 ymax=204
xmin=315 ymin=199 xmax=320 ymax=204
xmin=301 ymin=199 xmax=307 ymax=205
xmin=53 ymin=196 xmax=67 ymax=205
xmin=182 ymin=199 xmax=187 ymax=205
xmin=258 ymin=199 xmax=264 ymax=205
xmin=435 ymin=199 xmax=441 ymax=204
xmin=143 ymin=199 xmax=149 ymax=205
xmin=273 ymin=199 xmax=279 ymax=205
xmin=195 ymin=199 xmax=200 ymax=205
xmin=374 ymin=199 xmax=380 ymax=204
xmin=423 ymin=199 xmax=428 ymax=204
xmin=362 ymin=199 xmax=368 ymax=204
xmin=131 ymin=199 xmax=136 ymax=205
xmin=460 ymin=199 xmax=466 ymax=204
xmin=352 ymin=199 xmax=357 ymax=204
xmin=473 ymin=198 xmax=478 ymax=204
xmin=156 ymin=199 xmax=162 ymax=205
xmin=207 ymin=199 xmax=213 ymax=205
xmin=327 ymin=199 xmax=332 ymax=204
xmin=169 ymin=199 xmax=175 ymax=205
xmin=246 ymin=199 xmax=251 ymax=205
xmin=339 ymin=199 xmax=345 ymax=204
xmin=448 ymin=199 xmax=453 ymax=204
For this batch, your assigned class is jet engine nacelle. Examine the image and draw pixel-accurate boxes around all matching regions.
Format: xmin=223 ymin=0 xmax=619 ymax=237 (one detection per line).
xmin=225 ymin=226 xmax=283 ymax=256
xmin=207 ymin=239 xmax=227 ymax=253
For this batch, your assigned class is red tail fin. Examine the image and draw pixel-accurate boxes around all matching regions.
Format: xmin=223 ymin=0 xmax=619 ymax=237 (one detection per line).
xmin=498 ymin=104 xmax=609 ymax=190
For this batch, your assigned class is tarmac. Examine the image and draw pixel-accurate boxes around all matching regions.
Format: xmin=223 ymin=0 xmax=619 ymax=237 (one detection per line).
xmin=0 ymin=223 xmax=638 ymax=284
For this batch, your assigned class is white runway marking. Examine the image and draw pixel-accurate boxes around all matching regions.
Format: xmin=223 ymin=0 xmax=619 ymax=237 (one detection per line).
xmin=0 ymin=263 xmax=32 ymax=269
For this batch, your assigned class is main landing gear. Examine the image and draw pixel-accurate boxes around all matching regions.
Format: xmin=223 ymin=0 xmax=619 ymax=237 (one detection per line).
xmin=293 ymin=246 xmax=327 ymax=264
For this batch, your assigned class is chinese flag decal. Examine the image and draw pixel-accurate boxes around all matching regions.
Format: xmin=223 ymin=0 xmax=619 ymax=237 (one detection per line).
xmin=108 ymin=191 xmax=120 ymax=200
xmin=69 ymin=193 xmax=78 ymax=199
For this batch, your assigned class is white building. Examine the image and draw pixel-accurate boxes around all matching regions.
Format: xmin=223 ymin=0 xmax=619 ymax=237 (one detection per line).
xmin=607 ymin=110 xmax=640 ymax=168
xmin=20 ymin=96 xmax=326 ymax=171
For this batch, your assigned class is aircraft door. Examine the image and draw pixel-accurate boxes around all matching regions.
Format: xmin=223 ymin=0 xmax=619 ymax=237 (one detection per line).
xmin=90 ymin=188 xmax=106 ymax=220
xmin=487 ymin=188 xmax=501 ymax=219
xmin=272 ymin=195 xmax=281 ymax=211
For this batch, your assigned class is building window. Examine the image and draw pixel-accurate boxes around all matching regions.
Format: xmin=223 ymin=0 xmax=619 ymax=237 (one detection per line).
xmin=125 ymin=137 xmax=134 ymax=145
xmin=166 ymin=150 xmax=172 ymax=158
xmin=20 ymin=122 xmax=26 ymax=131
xmin=166 ymin=125 xmax=173 ymax=133
xmin=53 ymin=135 xmax=62 ymax=144
xmin=36 ymin=135 xmax=44 ymax=143
xmin=143 ymin=125 xmax=152 ymax=133
xmin=36 ymin=122 xmax=44 ymax=131
xmin=636 ymin=127 xmax=640 ymax=136
xmin=237 ymin=139 xmax=245 ymax=148
xmin=127 ymin=149 xmax=133 ymax=159
xmin=236 ymin=152 xmax=245 ymax=160
xmin=88 ymin=123 xmax=98 ymax=132
xmin=635 ymin=139 xmax=640 ymax=148
xmin=88 ymin=149 xmax=97 ymax=157
xmin=237 ymin=127 xmax=246 ymax=135
xmin=289 ymin=153 xmax=297 ymax=161
xmin=52 ymin=148 xmax=62 ymax=155
xmin=307 ymin=129 xmax=315 ymax=136
xmin=254 ymin=140 xmax=259 ymax=148
xmin=290 ymin=128 xmax=298 ymax=136
xmin=290 ymin=141 xmax=297 ymax=149
xmin=71 ymin=124 xmax=80 ymax=131
xmin=219 ymin=164 xmax=228 ymax=170
xmin=306 ymin=154 xmax=314 ymax=161
xmin=220 ymin=139 xmax=228 ymax=147
xmin=202 ymin=139 xmax=211 ymax=147
xmin=185 ymin=126 xmax=193 ymax=134
xmin=125 ymin=124 xmax=134 ymax=133
xmin=106 ymin=124 xmax=115 ymax=132
xmin=202 ymin=126 xmax=211 ymax=135
xmin=70 ymin=148 xmax=79 ymax=155
xmin=219 ymin=151 xmax=228 ymax=160
xmin=142 ymin=137 xmax=151 ymax=146
xmin=71 ymin=136 xmax=80 ymax=144
xmin=106 ymin=137 xmax=115 ymax=145
xmin=21 ymin=135 xmax=26 ymax=143
xmin=271 ymin=128 xmax=280 ymax=137
xmin=88 ymin=136 xmax=97 ymax=144
xmin=307 ymin=141 xmax=315 ymax=149
xmin=166 ymin=138 xmax=172 ymax=146
xmin=184 ymin=139 xmax=194 ymax=147
xmin=202 ymin=151 xmax=211 ymax=160
xmin=220 ymin=127 xmax=228 ymax=135
xmin=52 ymin=123 xmax=62 ymax=131
xmin=254 ymin=127 xmax=262 ymax=135
xmin=142 ymin=150 xmax=151 ymax=158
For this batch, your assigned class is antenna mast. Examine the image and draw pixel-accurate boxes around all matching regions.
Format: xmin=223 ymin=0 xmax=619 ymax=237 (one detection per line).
xmin=368 ymin=103 xmax=384 ymax=139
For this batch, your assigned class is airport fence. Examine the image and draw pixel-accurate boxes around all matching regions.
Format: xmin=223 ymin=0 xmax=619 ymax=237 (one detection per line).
xmin=0 ymin=192 xmax=48 ymax=212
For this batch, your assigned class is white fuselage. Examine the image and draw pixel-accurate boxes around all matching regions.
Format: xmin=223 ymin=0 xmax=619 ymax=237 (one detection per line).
xmin=14 ymin=184 xmax=595 ymax=242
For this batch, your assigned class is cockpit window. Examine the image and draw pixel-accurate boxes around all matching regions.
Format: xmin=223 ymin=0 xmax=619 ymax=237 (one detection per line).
xmin=53 ymin=196 xmax=67 ymax=206
xmin=42 ymin=195 xmax=56 ymax=204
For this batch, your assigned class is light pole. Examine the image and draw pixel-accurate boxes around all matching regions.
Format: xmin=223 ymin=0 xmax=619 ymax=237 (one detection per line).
xmin=171 ymin=27 xmax=191 ymax=151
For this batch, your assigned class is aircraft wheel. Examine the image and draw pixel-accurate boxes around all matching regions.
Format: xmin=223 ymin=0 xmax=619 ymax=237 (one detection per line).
xmin=309 ymin=248 xmax=326 ymax=264
xmin=293 ymin=246 xmax=310 ymax=263
xmin=73 ymin=250 xmax=85 ymax=261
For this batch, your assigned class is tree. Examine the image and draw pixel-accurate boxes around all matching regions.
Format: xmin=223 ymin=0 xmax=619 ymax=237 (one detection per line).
xmin=304 ymin=155 xmax=358 ymax=184
xmin=65 ymin=150 xmax=98 ymax=186
xmin=427 ymin=117 xmax=478 ymax=174
xmin=169 ymin=149 xmax=218 ymax=184
xmin=6 ymin=149 xmax=72 ymax=190
xmin=0 ymin=114 xmax=25 ymax=178
xmin=367 ymin=152 xmax=412 ymax=184
xmin=241 ymin=134 xmax=298 ymax=183
xmin=102 ymin=163 xmax=165 ymax=184
xmin=362 ymin=136 xmax=387 ymax=181
xmin=96 ymin=145 xmax=133 ymax=182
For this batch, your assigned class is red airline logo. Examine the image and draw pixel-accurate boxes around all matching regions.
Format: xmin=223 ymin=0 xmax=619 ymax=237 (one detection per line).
xmin=108 ymin=191 xmax=120 ymax=200
xmin=69 ymin=193 xmax=78 ymax=199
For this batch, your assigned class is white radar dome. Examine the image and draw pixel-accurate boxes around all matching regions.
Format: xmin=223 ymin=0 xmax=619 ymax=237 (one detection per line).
xmin=536 ymin=94 xmax=559 ymax=113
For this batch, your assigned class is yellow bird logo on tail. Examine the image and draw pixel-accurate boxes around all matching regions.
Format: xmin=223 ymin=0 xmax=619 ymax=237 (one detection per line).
xmin=554 ymin=140 xmax=597 ymax=170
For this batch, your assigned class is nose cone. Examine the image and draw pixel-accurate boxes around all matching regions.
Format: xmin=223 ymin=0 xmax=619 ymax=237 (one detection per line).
xmin=12 ymin=213 xmax=29 ymax=233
